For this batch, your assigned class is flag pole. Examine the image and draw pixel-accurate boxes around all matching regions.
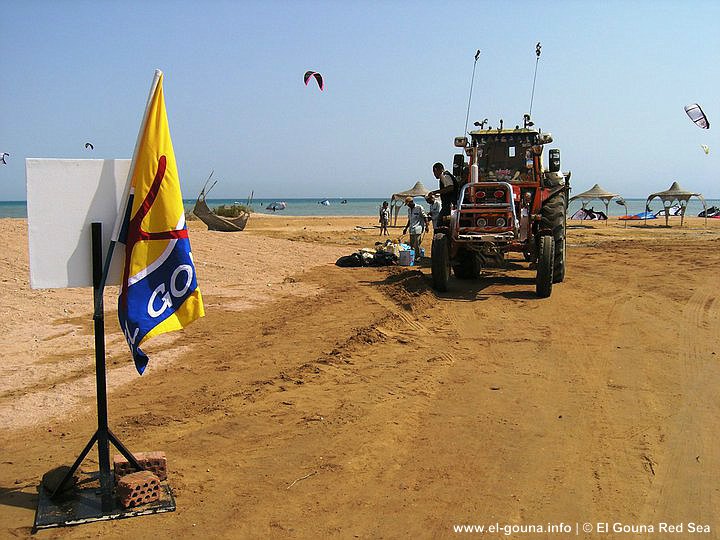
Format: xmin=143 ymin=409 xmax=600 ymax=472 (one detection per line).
xmin=94 ymin=69 xmax=163 ymax=314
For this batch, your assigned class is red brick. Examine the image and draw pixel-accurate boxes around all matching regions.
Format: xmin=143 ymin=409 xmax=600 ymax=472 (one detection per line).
xmin=113 ymin=451 xmax=167 ymax=482
xmin=117 ymin=470 xmax=161 ymax=508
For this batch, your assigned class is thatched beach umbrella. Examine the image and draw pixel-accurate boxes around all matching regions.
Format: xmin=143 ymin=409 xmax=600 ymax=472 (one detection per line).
xmin=390 ymin=181 xmax=431 ymax=225
xmin=569 ymin=184 xmax=627 ymax=226
xmin=645 ymin=181 xmax=707 ymax=227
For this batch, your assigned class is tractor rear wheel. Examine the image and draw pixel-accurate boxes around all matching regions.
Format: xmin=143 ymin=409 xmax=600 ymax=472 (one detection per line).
xmin=431 ymin=233 xmax=450 ymax=292
xmin=554 ymin=234 xmax=566 ymax=283
xmin=541 ymin=191 xmax=567 ymax=282
xmin=536 ymin=235 xmax=554 ymax=298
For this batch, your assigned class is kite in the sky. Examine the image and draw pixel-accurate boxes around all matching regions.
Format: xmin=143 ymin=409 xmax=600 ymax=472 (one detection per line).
xmin=701 ymin=144 xmax=710 ymax=155
xmin=304 ymin=70 xmax=324 ymax=91
xmin=684 ymin=103 xmax=710 ymax=129
xmin=85 ymin=142 xmax=94 ymax=150
xmin=0 ymin=152 xmax=8 ymax=164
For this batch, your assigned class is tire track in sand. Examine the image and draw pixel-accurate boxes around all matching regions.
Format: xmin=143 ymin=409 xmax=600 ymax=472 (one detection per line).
xmin=638 ymin=286 xmax=719 ymax=529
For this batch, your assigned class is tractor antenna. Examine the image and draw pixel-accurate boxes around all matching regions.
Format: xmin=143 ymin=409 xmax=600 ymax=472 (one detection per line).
xmin=463 ymin=49 xmax=481 ymax=135
xmin=528 ymin=42 xmax=542 ymax=118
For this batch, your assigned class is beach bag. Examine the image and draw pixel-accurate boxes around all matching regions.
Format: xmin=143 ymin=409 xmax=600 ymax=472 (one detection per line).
xmin=335 ymin=253 xmax=364 ymax=267
xmin=370 ymin=251 xmax=397 ymax=267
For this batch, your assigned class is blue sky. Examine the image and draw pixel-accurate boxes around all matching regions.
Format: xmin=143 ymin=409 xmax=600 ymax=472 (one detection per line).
xmin=1 ymin=0 xmax=718 ymax=200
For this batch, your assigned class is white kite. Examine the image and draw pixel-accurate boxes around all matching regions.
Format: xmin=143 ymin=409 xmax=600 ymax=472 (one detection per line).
xmin=684 ymin=103 xmax=710 ymax=129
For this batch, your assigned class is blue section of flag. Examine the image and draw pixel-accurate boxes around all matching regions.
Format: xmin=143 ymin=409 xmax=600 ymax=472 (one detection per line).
xmin=118 ymin=234 xmax=198 ymax=374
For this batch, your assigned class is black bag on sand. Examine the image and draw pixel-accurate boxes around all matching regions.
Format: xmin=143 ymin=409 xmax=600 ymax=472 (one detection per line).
xmin=335 ymin=253 xmax=364 ymax=267
xmin=369 ymin=251 xmax=398 ymax=266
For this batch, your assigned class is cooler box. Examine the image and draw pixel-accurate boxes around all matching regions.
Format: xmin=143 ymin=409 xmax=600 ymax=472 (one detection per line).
xmin=399 ymin=249 xmax=415 ymax=266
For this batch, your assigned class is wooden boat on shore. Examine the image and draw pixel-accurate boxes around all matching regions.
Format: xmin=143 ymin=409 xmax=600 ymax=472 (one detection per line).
xmin=192 ymin=172 xmax=250 ymax=232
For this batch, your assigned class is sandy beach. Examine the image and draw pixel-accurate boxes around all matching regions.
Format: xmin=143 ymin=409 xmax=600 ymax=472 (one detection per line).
xmin=1 ymin=215 xmax=719 ymax=538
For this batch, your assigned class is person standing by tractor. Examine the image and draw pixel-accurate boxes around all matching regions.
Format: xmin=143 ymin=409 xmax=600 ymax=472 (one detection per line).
xmin=425 ymin=192 xmax=441 ymax=231
xmin=402 ymin=196 xmax=427 ymax=257
xmin=432 ymin=162 xmax=458 ymax=221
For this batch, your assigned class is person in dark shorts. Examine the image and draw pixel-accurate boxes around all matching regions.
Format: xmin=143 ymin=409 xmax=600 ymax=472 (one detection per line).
xmin=432 ymin=162 xmax=458 ymax=222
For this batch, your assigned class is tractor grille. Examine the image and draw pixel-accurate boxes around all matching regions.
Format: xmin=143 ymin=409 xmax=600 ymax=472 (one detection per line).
xmin=458 ymin=211 xmax=513 ymax=232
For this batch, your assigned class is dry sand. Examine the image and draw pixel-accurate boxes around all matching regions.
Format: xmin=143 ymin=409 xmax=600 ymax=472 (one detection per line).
xmin=1 ymin=215 xmax=719 ymax=538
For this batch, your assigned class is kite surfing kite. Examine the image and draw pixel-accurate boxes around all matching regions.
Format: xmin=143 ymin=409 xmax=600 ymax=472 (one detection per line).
xmin=85 ymin=142 xmax=94 ymax=150
xmin=701 ymin=144 xmax=710 ymax=155
xmin=304 ymin=70 xmax=324 ymax=91
xmin=0 ymin=152 xmax=8 ymax=165
xmin=684 ymin=103 xmax=709 ymax=129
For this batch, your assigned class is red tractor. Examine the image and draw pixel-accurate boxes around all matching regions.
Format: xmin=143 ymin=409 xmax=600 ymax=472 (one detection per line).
xmin=431 ymin=119 xmax=570 ymax=297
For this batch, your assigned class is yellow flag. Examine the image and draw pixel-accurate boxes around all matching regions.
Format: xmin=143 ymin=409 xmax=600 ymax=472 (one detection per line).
xmin=117 ymin=71 xmax=204 ymax=374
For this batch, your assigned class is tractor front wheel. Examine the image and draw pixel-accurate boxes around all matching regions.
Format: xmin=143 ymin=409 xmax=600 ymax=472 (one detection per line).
xmin=431 ymin=233 xmax=450 ymax=292
xmin=536 ymin=235 xmax=554 ymax=298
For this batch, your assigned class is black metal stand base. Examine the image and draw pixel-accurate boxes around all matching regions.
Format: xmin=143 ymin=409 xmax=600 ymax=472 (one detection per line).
xmin=34 ymin=471 xmax=175 ymax=531
xmin=33 ymin=222 xmax=173 ymax=530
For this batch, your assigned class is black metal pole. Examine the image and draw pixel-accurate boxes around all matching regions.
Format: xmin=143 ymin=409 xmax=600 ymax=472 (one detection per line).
xmin=47 ymin=222 xmax=144 ymax=506
xmin=91 ymin=222 xmax=113 ymax=511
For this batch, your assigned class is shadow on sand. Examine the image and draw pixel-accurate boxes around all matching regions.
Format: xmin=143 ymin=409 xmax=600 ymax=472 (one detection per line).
xmin=0 ymin=485 xmax=38 ymax=511
xmin=363 ymin=260 xmax=541 ymax=302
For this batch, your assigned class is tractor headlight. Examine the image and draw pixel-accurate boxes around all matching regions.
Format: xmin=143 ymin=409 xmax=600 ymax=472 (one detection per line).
xmin=496 ymin=217 xmax=506 ymax=227
xmin=476 ymin=217 xmax=487 ymax=227
xmin=454 ymin=136 xmax=468 ymax=147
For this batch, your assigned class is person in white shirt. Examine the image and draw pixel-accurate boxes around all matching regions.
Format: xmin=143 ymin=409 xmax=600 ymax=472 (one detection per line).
xmin=402 ymin=196 xmax=427 ymax=257
xmin=425 ymin=193 xmax=441 ymax=231
xmin=379 ymin=201 xmax=390 ymax=236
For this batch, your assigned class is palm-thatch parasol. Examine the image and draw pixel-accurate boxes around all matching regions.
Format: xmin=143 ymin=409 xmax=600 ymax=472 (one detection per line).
xmin=390 ymin=181 xmax=432 ymax=225
xmin=569 ymin=184 xmax=627 ymax=226
xmin=645 ymin=181 xmax=707 ymax=227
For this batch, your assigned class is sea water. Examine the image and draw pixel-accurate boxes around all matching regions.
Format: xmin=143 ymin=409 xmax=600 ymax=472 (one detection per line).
xmin=1 ymin=198 xmax=719 ymax=219
xmin=0 ymin=198 xmax=395 ymax=219
xmin=0 ymin=201 xmax=29 ymax=218
xmin=194 ymin=198 xmax=390 ymax=217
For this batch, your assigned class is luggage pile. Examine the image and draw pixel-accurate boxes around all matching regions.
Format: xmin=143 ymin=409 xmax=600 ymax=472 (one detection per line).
xmin=335 ymin=240 xmax=414 ymax=268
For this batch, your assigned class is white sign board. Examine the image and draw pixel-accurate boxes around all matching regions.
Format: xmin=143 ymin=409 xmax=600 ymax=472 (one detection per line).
xmin=26 ymin=159 xmax=130 ymax=289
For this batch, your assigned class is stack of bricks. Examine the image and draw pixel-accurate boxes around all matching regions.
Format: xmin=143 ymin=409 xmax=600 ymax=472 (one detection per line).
xmin=113 ymin=451 xmax=168 ymax=483
xmin=117 ymin=470 xmax=161 ymax=508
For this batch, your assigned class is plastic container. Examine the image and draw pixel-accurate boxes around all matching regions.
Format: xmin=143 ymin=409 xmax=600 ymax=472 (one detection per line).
xmin=399 ymin=249 xmax=415 ymax=266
